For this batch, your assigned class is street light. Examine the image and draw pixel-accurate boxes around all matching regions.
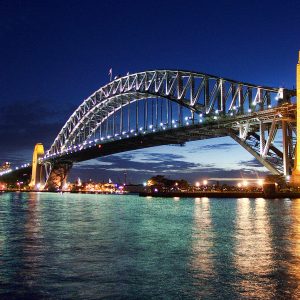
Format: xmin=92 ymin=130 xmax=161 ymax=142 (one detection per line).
xmin=242 ymin=180 xmax=248 ymax=187
xmin=203 ymin=180 xmax=208 ymax=186
xmin=257 ymin=179 xmax=264 ymax=186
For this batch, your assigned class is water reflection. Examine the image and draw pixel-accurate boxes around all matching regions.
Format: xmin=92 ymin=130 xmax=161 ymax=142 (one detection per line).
xmin=288 ymin=199 xmax=300 ymax=298
xmin=1 ymin=193 xmax=300 ymax=299
xmin=234 ymin=198 xmax=275 ymax=299
xmin=22 ymin=193 xmax=43 ymax=290
xmin=190 ymin=197 xmax=215 ymax=296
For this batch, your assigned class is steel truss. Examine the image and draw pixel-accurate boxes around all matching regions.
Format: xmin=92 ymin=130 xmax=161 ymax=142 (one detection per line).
xmin=40 ymin=70 xmax=296 ymax=189
xmin=49 ymin=70 xmax=295 ymax=155
xmin=227 ymin=104 xmax=296 ymax=175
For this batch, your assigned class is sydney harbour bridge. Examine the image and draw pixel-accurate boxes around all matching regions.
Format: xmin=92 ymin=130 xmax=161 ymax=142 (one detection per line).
xmin=1 ymin=56 xmax=300 ymax=190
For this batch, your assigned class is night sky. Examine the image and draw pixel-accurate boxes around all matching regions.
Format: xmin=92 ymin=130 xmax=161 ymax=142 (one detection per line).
xmin=1 ymin=0 xmax=299 ymax=184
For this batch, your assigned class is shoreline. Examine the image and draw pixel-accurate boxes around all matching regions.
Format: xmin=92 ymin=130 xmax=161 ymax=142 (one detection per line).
xmin=2 ymin=190 xmax=300 ymax=199
xmin=139 ymin=191 xmax=300 ymax=199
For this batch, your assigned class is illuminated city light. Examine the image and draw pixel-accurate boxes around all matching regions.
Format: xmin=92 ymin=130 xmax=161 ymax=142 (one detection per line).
xmin=203 ymin=180 xmax=208 ymax=185
xmin=257 ymin=179 xmax=264 ymax=186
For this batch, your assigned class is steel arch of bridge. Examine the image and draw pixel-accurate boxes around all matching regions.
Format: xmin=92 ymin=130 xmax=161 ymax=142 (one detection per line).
xmin=49 ymin=70 xmax=294 ymax=155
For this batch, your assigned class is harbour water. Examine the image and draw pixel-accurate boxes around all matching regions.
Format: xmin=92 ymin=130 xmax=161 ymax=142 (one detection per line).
xmin=0 ymin=192 xmax=299 ymax=299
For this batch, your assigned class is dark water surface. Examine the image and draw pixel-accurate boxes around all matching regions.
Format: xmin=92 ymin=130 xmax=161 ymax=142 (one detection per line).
xmin=0 ymin=192 xmax=299 ymax=299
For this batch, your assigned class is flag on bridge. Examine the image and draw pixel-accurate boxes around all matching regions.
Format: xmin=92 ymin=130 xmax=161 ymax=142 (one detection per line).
xmin=109 ymin=68 xmax=112 ymax=81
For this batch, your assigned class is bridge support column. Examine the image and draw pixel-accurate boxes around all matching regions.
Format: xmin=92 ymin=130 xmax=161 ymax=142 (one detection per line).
xmin=282 ymin=121 xmax=291 ymax=176
xmin=45 ymin=161 xmax=73 ymax=192
xmin=29 ymin=143 xmax=45 ymax=190
xmin=292 ymin=51 xmax=300 ymax=186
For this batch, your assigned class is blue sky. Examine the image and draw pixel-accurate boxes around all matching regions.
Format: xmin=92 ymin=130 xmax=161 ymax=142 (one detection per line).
xmin=0 ymin=0 xmax=299 ymax=183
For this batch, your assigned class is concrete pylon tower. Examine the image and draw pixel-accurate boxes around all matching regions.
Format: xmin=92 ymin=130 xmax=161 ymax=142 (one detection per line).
xmin=292 ymin=51 xmax=300 ymax=185
xmin=29 ymin=143 xmax=45 ymax=189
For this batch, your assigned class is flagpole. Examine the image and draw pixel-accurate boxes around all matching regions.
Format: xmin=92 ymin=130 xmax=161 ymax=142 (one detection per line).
xmin=109 ymin=68 xmax=112 ymax=82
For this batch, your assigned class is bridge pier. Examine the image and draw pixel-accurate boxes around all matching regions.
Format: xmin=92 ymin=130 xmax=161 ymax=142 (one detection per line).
xmin=44 ymin=160 xmax=73 ymax=191
xmin=292 ymin=51 xmax=300 ymax=186
xmin=29 ymin=143 xmax=45 ymax=190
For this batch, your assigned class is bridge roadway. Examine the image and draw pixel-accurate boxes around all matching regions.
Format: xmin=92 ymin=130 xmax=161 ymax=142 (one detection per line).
xmin=0 ymin=102 xmax=295 ymax=188
xmin=42 ymin=103 xmax=295 ymax=164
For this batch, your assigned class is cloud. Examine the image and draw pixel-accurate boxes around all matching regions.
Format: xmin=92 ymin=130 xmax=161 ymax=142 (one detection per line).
xmin=0 ymin=99 xmax=76 ymax=153
xmin=70 ymin=149 xmax=269 ymax=183
xmin=239 ymin=158 xmax=264 ymax=168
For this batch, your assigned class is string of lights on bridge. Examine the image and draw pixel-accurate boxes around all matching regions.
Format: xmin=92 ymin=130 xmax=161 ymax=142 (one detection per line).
xmin=43 ymin=102 xmax=275 ymax=160
xmin=0 ymin=99 xmax=278 ymax=177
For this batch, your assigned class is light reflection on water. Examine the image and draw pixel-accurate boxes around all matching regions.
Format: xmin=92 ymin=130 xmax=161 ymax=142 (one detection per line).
xmin=0 ymin=193 xmax=300 ymax=299
xmin=234 ymin=198 xmax=275 ymax=299
xmin=289 ymin=199 xmax=300 ymax=298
